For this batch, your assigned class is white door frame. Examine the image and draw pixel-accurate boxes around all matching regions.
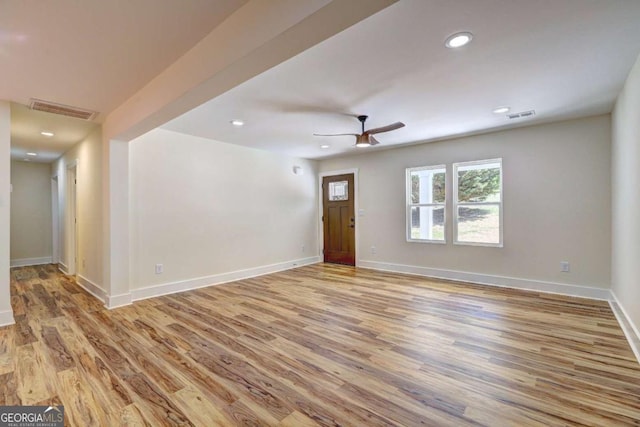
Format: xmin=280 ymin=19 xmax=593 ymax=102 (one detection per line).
xmin=51 ymin=175 xmax=60 ymax=264
xmin=66 ymin=161 xmax=78 ymax=275
xmin=318 ymin=168 xmax=359 ymax=266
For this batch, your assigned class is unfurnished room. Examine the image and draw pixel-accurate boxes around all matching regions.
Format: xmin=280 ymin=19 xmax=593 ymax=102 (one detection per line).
xmin=1 ymin=1 xmax=640 ymax=426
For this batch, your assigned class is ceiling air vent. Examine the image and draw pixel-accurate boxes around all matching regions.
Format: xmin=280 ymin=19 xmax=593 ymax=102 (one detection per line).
xmin=507 ymin=110 xmax=535 ymax=120
xmin=29 ymin=98 xmax=98 ymax=120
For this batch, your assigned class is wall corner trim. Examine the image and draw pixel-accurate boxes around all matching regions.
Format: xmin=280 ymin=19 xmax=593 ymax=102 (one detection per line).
xmin=58 ymin=263 xmax=69 ymax=275
xmin=106 ymin=293 xmax=133 ymax=309
xmin=609 ymin=292 xmax=640 ymax=364
xmin=77 ymin=274 xmax=108 ymax=304
xmin=131 ymin=256 xmax=321 ymax=302
xmin=75 ymin=274 xmax=132 ymax=312
xmin=0 ymin=309 xmax=15 ymax=328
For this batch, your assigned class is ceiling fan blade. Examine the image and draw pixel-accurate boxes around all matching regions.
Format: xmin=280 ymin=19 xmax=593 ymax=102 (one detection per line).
xmin=313 ymin=133 xmax=359 ymax=137
xmin=369 ymin=135 xmax=381 ymax=146
xmin=365 ymin=122 xmax=405 ymax=135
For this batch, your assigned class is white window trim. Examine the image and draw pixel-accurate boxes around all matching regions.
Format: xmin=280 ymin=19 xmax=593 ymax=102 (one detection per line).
xmin=406 ymin=164 xmax=446 ymax=244
xmin=453 ymin=158 xmax=503 ymax=248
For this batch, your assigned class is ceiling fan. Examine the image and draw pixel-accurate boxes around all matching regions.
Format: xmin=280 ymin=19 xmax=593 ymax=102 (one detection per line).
xmin=314 ymin=115 xmax=405 ymax=147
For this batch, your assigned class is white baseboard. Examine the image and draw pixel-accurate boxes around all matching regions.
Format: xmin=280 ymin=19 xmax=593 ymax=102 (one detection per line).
xmin=77 ymin=275 xmax=108 ymax=304
xmin=0 ymin=309 xmax=15 ymax=327
xmin=131 ymin=256 xmax=321 ymax=302
xmin=10 ymin=257 xmax=53 ymax=267
xmin=106 ymin=293 xmax=132 ymax=309
xmin=73 ymin=275 xmax=132 ymax=310
xmin=609 ymin=292 xmax=640 ymax=364
xmin=58 ymin=263 xmax=69 ymax=275
xmin=358 ymin=260 xmax=612 ymax=301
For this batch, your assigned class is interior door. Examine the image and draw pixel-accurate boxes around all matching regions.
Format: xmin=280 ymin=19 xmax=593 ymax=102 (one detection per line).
xmin=323 ymin=174 xmax=355 ymax=265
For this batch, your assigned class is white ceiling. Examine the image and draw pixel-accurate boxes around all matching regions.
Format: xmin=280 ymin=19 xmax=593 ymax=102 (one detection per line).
xmin=4 ymin=0 xmax=640 ymax=164
xmin=1 ymin=0 xmax=247 ymax=162
xmin=163 ymin=0 xmax=640 ymax=159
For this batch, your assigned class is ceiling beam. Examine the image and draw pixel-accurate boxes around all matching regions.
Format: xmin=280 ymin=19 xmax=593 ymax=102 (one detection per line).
xmin=103 ymin=0 xmax=398 ymax=142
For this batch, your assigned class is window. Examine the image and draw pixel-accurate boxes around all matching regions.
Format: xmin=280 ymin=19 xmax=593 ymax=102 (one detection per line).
xmin=406 ymin=165 xmax=446 ymax=242
xmin=453 ymin=159 xmax=502 ymax=246
xmin=328 ymin=181 xmax=349 ymax=201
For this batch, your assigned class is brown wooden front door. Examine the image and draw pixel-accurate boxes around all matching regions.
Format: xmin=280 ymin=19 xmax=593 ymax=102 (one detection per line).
xmin=323 ymin=174 xmax=355 ymax=266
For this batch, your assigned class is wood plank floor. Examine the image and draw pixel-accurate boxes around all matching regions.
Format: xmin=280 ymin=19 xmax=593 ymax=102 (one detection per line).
xmin=2 ymin=264 xmax=640 ymax=426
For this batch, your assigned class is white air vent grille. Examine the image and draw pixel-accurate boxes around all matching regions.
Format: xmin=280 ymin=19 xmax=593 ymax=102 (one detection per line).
xmin=29 ymin=98 xmax=98 ymax=120
xmin=507 ymin=110 xmax=535 ymax=120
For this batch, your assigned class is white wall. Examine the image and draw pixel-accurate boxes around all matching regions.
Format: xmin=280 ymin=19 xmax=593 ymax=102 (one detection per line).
xmin=612 ymin=55 xmax=640 ymax=335
xmin=52 ymin=127 xmax=103 ymax=291
xmin=10 ymin=161 xmax=52 ymax=264
xmin=0 ymin=101 xmax=13 ymax=326
xmin=129 ymin=128 xmax=318 ymax=294
xmin=319 ymin=115 xmax=612 ymax=293
xmin=99 ymin=1 xmax=395 ymax=303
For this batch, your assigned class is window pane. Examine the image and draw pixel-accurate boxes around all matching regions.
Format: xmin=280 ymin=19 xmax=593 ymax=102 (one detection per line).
xmin=410 ymin=168 xmax=445 ymax=204
xmin=329 ymin=181 xmax=348 ymax=201
xmin=410 ymin=206 xmax=445 ymax=241
xmin=457 ymin=162 xmax=501 ymax=202
xmin=456 ymin=205 xmax=500 ymax=244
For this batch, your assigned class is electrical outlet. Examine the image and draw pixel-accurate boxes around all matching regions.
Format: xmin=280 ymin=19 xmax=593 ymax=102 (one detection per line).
xmin=560 ymin=261 xmax=570 ymax=272
xmin=371 ymin=246 xmax=377 ymax=254
xmin=301 ymin=244 xmax=305 ymax=253
xmin=155 ymin=264 xmax=163 ymax=274
xmin=82 ymin=259 xmax=86 ymax=269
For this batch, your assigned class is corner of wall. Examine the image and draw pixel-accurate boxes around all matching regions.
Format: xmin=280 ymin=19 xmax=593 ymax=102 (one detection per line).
xmin=609 ymin=292 xmax=640 ymax=364
xmin=610 ymin=51 xmax=640 ymax=352
xmin=0 ymin=101 xmax=13 ymax=325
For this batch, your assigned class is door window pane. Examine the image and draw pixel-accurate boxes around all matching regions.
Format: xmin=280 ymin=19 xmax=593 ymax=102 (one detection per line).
xmin=329 ymin=181 xmax=348 ymax=201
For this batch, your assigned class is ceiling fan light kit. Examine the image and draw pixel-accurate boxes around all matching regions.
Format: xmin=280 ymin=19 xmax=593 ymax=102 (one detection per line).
xmin=355 ymin=137 xmax=370 ymax=148
xmin=314 ymin=114 xmax=405 ymax=148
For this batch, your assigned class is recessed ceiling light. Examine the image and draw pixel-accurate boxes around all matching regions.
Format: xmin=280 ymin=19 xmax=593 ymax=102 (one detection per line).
xmin=41 ymin=131 xmax=54 ymax=137
xmin=492 ymin=106 xmax=510 ymax=114
xmin=320 ymin=145 xmax=330 ymax=149
xmin=26 ymin=152 xmax=37 ymax=156
xmin=23 ymin=158 xmax=30 ymax=162
xmin=230 ymin=120 xmax=244 ymax=127
xmin=445 ymin=32 xmax=473 ymax=48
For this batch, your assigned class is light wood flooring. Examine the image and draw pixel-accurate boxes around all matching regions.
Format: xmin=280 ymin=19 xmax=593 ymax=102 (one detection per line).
xmin=1 ymin=263 xmax=640 ymax=426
